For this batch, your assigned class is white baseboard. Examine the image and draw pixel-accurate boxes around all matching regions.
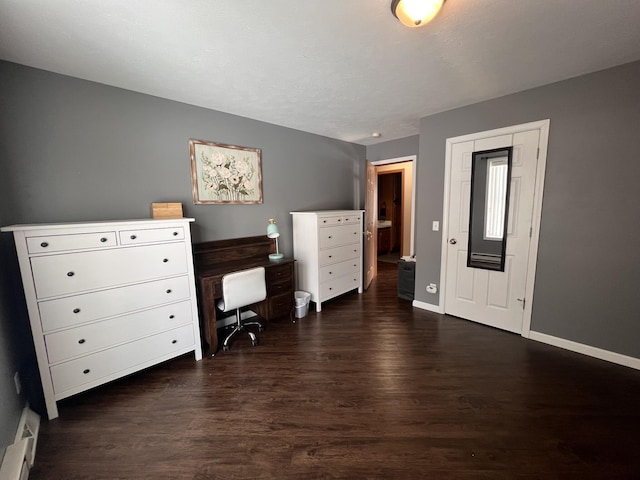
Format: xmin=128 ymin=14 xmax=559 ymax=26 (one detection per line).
xmin=529 ymin=331 xmax=640 ymax=371
xmin=408 ymin=301 xmax=640 ymax=371
xmin=412 ymin=299 xmax=445 ymax=314
xmin=0 ymin=405 xmax=40 ymax=480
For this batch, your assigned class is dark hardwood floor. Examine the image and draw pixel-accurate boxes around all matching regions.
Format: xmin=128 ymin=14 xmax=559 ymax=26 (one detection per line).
xmin=30 ymin=262 xmax=640 ymax=479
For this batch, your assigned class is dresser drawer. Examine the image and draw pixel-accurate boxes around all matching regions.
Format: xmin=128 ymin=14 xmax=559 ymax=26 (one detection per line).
xmin=319 ymin=226 xmax=360 ymax=249
xmin=120 ymin=226 xmax=185 ymax=245
xmin=341 ymin=213 xmax=362 ymax=224
xmin=38 ymin=275 xmax=192 ymax=332
xmin=50 ymin=324 xmax=195 ymax=395
xmin=319 ymin=259 xmax=360 ymax=283
xmin=320 ymin=274 xmax=361 ymax=301
xmin=31 ymin=243 xmax=188 ymax=298
xmin=319 ymin=243 xmax=360 ymax=266
xmin=27 ymin=231 xmax=117 ymax=254
xmin=45 ymin=300 xmax=193 ymax=364
xmin=318 ymin=216 xmax=344 ymax=227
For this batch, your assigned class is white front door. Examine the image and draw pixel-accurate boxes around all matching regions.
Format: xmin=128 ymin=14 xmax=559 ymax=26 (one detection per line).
xmin=443 ymin=123 xmax=547 ymax=334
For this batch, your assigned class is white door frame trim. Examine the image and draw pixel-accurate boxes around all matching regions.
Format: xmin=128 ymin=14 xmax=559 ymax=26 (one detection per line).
xmin=371 ymin=155 xmax=417 ymax=256
xmin=439 ymin=120 xmax=550 ymax=338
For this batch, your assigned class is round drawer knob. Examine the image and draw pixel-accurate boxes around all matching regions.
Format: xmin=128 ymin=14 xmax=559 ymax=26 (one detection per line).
xmin=100 ymin=237 xmax=108 ymax=243
xmin=171 ymin=339 xmax=177 ymax=344
xmin=328 ymin=255 xmax=332 ymax=258
xmin=166 ymin=289 xmax=172 ymax=294
xmin=169 ymin=315 xmax=175 ymax=319
xmin=40 ymin=242 xmax=49 ymax=248
xmin=163 ymin=258 xmax=169 ymax=263
xmin=83 ymin=369 xmax=90 ymax=374
xmin=130 ymin=235 xmax=137 ymax=240
xmin=78 ymin=339 xmax=86 ymax=344
xmin=328 ymin=235 xmax=332 ymax=239
xmin=173 ymin=231 xmax=179 ymax=236
xmin=73 ymin=308 xmax=81 ymax=314
xmin=67 ymin=271 xmax=75 ymax=277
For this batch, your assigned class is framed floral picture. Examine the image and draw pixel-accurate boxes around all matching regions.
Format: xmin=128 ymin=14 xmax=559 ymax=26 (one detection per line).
xmin=189 ymin=139 xmax=263 ymax=204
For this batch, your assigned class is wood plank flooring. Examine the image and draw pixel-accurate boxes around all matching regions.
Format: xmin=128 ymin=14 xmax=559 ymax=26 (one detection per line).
xmin=30 ymin=262 xmax=640 ymax=479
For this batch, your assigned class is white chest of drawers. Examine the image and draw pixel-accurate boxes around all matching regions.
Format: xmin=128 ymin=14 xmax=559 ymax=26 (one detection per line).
xmin=1 ymin=219 xmax=203 ymax=419
xmin=290 ymin=210 xmax=364 ymax=312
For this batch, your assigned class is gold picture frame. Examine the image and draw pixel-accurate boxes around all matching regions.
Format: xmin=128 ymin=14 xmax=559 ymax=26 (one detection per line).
xmin=189 ymin=139 xmax=263 ymax=204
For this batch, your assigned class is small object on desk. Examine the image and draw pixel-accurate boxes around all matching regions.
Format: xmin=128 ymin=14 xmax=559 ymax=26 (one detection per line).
xmin=266 ymin=218 xmax=284 ymax=260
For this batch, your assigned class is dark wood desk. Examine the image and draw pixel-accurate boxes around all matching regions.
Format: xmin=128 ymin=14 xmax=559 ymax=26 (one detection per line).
xmin=193 ymin=236 xmax=295 ymax=353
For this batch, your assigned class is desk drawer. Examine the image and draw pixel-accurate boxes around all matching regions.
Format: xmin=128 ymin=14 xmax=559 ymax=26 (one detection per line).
xmin=266 ymin=263 xmax=293 ymax=295
xmin=50 ymin=324 xmax=195 ymax=395
xmin=266 ymin=263 xmax=293 ymax=283
xmin=45 ymin=301 xmax=192 ymax=363
xmin=268 ymin=292 xmax=293 ymax=319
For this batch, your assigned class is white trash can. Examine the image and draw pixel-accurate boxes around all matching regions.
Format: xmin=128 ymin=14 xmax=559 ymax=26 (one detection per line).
xmin=294 ymin=291 xmax=311 ymax=318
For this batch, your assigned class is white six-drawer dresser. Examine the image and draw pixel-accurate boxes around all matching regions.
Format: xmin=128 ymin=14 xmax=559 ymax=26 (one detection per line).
xmin=290 ymin=210 xmax=364 ymax=312
xmin=1 ymin=218 xmax=203 ymax=419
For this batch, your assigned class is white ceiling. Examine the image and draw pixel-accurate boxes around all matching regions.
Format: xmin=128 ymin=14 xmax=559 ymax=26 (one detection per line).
xmin=2 ymin=1 xmax=640 ymax=146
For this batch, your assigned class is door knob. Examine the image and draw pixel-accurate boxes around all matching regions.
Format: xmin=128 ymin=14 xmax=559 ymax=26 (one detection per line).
xmin=449 ymin=238 xmax=457 ymax=245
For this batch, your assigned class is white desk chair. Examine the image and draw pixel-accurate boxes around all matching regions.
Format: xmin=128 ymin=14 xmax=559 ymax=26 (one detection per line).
xmin=217 ymin=266 xmax=266 ymax=351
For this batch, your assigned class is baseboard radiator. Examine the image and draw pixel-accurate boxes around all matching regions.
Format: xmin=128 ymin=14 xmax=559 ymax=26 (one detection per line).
xmin=0 ymin=406 xmax=40 ymax=480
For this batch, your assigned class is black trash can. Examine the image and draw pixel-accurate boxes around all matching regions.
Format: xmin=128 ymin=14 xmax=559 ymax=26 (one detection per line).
xmin=397 ymin=259 xmax=416 ymax=301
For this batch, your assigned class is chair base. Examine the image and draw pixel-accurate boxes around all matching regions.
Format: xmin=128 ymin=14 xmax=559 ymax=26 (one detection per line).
xmin=221 ymin=310 xmax=264 ymax=351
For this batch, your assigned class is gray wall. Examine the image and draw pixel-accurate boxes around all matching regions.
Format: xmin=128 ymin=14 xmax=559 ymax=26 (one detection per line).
xmin=0 ymin=60 xmax=365 ymax=428
xmin=415 ymin=60 xmax=640 ymax=358
xmin=366 ymin=135 xmax=419 ymax=164
xmin=0 ymin=209 xmax=29 ymax=460
xmin=0 ymin=61 xmax=365 ymax=255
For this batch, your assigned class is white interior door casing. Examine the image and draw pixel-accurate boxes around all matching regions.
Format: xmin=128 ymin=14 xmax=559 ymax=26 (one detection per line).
xmin=364 ymin=160 xmax=377 ymax=290
xmin=442 ymin=121 xmax=549 ymax=335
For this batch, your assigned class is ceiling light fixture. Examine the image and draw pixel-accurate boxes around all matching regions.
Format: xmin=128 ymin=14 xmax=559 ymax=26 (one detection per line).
xmin=391 ymin=0 xmax=445 ymax=28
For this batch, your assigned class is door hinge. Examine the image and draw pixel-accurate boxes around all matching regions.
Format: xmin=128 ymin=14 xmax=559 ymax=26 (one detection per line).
xmin=536 ymin=147 xmax=540 ymax=159
xmin=529 ymin=226 xmax=533 ymax=238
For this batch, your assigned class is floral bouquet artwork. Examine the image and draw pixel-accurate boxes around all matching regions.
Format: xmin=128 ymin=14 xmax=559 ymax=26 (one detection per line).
xmin=189 ymin=139 xmax=263 ymax=204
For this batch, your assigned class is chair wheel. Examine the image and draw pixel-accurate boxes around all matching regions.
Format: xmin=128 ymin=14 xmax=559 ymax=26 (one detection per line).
xmin=223 ymin=345 xmax=230 ymax=351
xmin=251 ymin=339 xmax=258 ymax=347
xmin=258 ymin=326 xmax=264 ymax=332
